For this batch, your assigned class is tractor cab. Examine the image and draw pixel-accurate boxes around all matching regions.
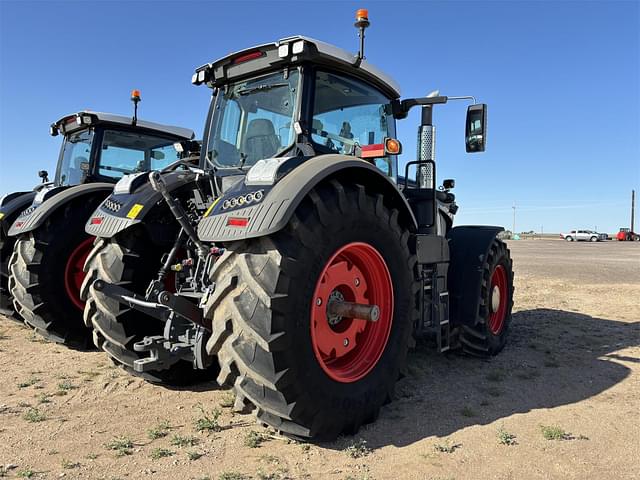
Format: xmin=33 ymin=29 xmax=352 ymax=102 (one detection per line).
xmin=47 ymin=110 xmax=194 ymax=190
xmin=194 ymin=35 xmax=402 ymax=185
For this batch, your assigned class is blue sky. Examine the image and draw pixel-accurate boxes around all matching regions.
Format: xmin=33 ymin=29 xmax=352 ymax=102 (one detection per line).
xmin=1 ymin=0 xmax=638 ymax=233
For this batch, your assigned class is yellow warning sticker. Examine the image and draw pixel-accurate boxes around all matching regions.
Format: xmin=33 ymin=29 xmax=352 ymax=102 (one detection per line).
xmin=203 ymin=197 xmax=222 ymax=217
xmin=126 ymin=204 xmax=144 ymax=219
xmin=0 ymin=212 xmax=4 ymax=221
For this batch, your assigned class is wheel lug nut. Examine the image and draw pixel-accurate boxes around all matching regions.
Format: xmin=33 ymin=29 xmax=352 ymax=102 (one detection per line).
xmin=316 ymin=298 xmax=322 ymax=306
xmin=343 ymin=338 xmax=349 ymax=347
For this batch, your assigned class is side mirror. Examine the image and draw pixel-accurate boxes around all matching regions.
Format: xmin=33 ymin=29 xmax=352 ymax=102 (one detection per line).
xmin=465 ymin=103 xmax=487 ymax=153
xmin=38 ymin=170 xmax=49 ymax=183
xmin=151 ymin=151 xmax=166 ymax=160
xmin=442 ymin=179 xmax=455 ymax=190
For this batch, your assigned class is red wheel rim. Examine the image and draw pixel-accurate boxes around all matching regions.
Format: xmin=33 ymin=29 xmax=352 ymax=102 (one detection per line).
xmin=488 ymin=264 xmax=508 ymax=335
xmin=63 ymin=236 xmax=94 ymax=311
xmin=310 ymin=242 xmax=394 ymax=383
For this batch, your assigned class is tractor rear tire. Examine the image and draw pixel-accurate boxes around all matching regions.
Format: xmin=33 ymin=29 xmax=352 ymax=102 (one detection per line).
xmin=82 ymin=228 xmax=210 ymax=385
xmin=459 ymin=239 xmax=513 ymax=356
xmin=8 ymin=201 xmax=98 ymax=347
xmin=204 ymin=180 xmax=418 ymax=440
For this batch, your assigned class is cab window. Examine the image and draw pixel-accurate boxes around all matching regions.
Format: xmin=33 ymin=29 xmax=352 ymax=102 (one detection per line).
xmin=312 ymin=71 xmax=397 ymax=177
xmin=98 ymin=130 xmax=180 ymax=178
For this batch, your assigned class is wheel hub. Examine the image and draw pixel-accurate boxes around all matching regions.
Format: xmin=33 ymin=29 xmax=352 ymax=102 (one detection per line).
xmin=490 ymin=285 xmax=501 ymax=313
xmin=310 ymin=242 xmax=393 ymax=383
xmin=488 ymin=264 xmax=508 ymax=335
xmin=327 ymin=290 xmax=345 ymax=325
xmin=64 ymin=236 xmax=95 ymax=311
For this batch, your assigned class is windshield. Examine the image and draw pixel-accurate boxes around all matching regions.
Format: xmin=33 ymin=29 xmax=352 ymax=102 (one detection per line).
xmin=55 ymin=129 xmax=94 ymax=186
xmin=98 ymin=129 xmax=181 ymax=179
xmin=205 ymin=70 xmax=300 ymax=168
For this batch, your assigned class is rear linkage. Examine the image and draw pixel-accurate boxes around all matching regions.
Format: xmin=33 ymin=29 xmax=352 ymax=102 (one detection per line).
xmin=93 ymin=169 xmax=221 ymax=373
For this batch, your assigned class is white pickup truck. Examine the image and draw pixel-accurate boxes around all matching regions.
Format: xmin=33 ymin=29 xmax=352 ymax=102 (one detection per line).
xmin=560 ymin=230 xmax=608 ymax=242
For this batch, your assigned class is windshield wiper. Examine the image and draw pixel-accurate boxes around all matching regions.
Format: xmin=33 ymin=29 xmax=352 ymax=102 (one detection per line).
xmin=238 ymin=82 xmax=289 ymax=96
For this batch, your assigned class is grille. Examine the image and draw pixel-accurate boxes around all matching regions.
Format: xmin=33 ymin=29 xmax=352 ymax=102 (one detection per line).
xmin=19 ymin=205 xmax=37 ymax=217
xmin=103 ymin=197 xmax=123 ymax=213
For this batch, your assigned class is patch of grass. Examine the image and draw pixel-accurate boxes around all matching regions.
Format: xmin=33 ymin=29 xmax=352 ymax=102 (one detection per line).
xmin=61 ymin=459 xmax=80 ymax=469
xmin=37 ymin=393 xmax=52 ymax=404
xmin=28 ymin=332 xmax=48 ymax=343
xmin=85 ymin=453 xmax=99 ymax=460
xmin=497 ymin=427 xmax=517 ymax=445
xmin=344 ymin=439 xmax=372 ymax=458
xmin=219 ymin=472 xmax=248 ymax=480
xmin=18 ymin=377 xmax=40 ymax=388
xmin=433 ymin=441 xmax=461 ymax=453
xmin=460 ymin=406 xmax=477 ymax=417
xmin=194 ymin=405 xmax=222 ymax=432
xmin=541 ymin=425 xmax=570 ymax=440
xmin=219 ymin=392 xmax=235 ymax=408
xmin=256 ymin=471 xmax=285 ymax=480
xmin=244 ymin=430 xmax=267 ymax=448
xmin=17 ymin=470 xmax=35 ymax=479
xmin=105 ymin=436 xmax=134 ymax=456
xmin=58 ymin=380 xmax=77 ymax=391
xmin=485 ymin=371 xmax=505 ymax=382
xmin=260 ymin=454 xmax=280 ymax=464
xmin=23 ymin=408 xmax=46 ymax=423
xmin=171 ymin=434 xmax=199 ymax=447
xmin=147 ymin=420 xmax=170 ymax=440
xmin=150 ymin=447 xmax=174 ymax=460
xmin=187 ymin=450 xmax=204 ymax=461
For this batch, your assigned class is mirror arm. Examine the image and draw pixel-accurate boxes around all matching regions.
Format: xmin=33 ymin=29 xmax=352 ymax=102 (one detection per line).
xmin=393 ymin=96 xmax=448 ymax=119
xmin=392 ymin=95 xmax=477 ymax=119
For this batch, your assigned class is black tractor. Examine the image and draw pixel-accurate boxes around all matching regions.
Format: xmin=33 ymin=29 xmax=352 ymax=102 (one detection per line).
xmin=3 ymin=93 xmax=195 ymax=348
xmin=83 ymin=10 xmax=513 ymax=439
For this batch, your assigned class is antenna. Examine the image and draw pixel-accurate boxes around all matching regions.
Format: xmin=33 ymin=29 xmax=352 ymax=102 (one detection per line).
xmin=354 ymin=8 xmax=370 ymax=67
xmin=131 ymin=89 xmax=141 ymax=126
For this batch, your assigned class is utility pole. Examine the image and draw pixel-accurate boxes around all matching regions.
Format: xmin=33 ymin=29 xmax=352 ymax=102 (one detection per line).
xmin=632 ymin=190 xmax=636 ymax=233
xmin=512 ymin=202 xmax=516 ymax=235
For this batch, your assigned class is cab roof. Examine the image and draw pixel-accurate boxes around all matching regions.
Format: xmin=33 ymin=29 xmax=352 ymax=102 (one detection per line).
xmin=193 ymin=36 xmax=401 ymax=99
xmin=53 ymin=111 xmax=195 ymax=140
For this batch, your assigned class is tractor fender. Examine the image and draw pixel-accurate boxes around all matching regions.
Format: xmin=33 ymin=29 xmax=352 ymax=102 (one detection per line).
xmin=8 ymin=183 xmax=114 ymax=236
xmin=197 ymin=154 xmax=418 ymax=242
xmin=0 ymin=191 xmax=37 ymax=232
xmin=85 ymin=170 xmax=198 ymax=239
xmin=446 ymin=225 xmax=504 ymax=326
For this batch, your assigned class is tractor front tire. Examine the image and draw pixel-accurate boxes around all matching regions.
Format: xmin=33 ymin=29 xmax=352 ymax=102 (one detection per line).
xmin=82 ymin=229 xmax=209 ymax=385
xmin=459 ymin=239 xmax=514 ymax=356
xmin=8 ymin=202 xmax=97 ymax=347
xmin=204 ymin=180 xmax=418 ymax=440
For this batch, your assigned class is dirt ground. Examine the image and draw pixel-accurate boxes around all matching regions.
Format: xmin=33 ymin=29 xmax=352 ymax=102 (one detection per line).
xmin=0 ymin=239 xmax=638 ymax=480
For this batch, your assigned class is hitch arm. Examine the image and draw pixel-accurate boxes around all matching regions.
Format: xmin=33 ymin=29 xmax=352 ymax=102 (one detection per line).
xmin=92 ymin=279 xmax=169 ymax=322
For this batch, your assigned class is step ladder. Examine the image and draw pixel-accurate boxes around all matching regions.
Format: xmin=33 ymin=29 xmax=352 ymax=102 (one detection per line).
xmin=421 ymin=267 xmax=450 ymax=352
